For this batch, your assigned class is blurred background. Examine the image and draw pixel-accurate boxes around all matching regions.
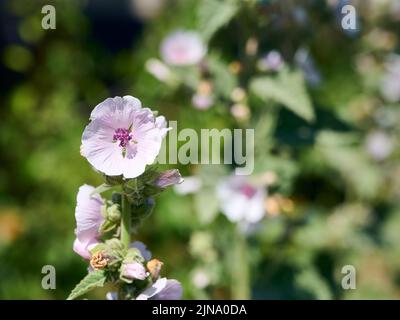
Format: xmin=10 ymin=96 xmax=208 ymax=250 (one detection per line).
xmin=1 ymin=0 xmax=400 ymax=299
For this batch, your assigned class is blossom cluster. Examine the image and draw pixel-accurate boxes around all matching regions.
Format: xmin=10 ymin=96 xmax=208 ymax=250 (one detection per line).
xmin=69 ymin=96 xmax=183 ymax=300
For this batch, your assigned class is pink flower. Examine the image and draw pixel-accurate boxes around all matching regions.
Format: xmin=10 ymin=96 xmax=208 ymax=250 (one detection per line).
xmin=258 ymin=50 xmax=284 ymax=71
xmin=81 ymin=96 xmax=170 ymax=179
xmin=154 ymin=169 xmax=183 ymax=188
xmin=73 ymin=185 xmax=105 ymax=259
xmin=136 ymin=278 xmax=183 ymax=300
xmin=130 ymin=241 xmax=152 ymax=261
xmin=145 ymin=58 xmax=176 ymax=83
xmin=217 ymin=176 xmax=266 ymax=224
xmin=160 ymin=30 xmax=206 ymax=66
xmin=121 ymin=262 xmax=147 ymax=280
xmin=191 ymin=93 xmax=214 ymax=110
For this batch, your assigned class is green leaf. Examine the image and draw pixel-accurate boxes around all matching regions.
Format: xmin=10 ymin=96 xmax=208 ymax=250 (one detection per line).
xmin=194 ymin=188 xmax=219 ymax=224
xmin=250 ymin=69 xmax=315 ymax=122
xmin=207 ymin=54 xmax=238 ymax=99
xmin=67 ymin=270 xmax=107 ymax=300
xmin=197 ymin=0 xmax=239 ymax=41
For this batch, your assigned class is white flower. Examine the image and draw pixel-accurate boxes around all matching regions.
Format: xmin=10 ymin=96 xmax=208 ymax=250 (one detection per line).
xmin=73 ymin=185 xmax=104 ymax=259
xmin=365 ymin=131 xmax=394 ymax=161
xmin=81 ymin=96 xmax=170 ymax=179
xmin=380 ymin=54 xmax=400 ymax=103
xmin=258 ymin=50 xmax=284 ymax=71
xmin=216 ymin=176 xmax=266 ymax=224
xmin=174 ymin=176 xmax=202 ymax=195
xmin=136 ymin=277 xmax=183 ymax=300
xmin=160 ymin=30 xmax=206 ymax=66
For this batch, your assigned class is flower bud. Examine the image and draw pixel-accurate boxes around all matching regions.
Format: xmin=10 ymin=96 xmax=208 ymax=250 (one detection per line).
xmin=147 ymin=258 xmax=163 ymax=280
xmin=121 ymin=262 xmax=147 ymax=280
xmin=154 ymin=170 xmax=183 ymax=189
xmin=106 ymin=204 xmax=121 ymax=222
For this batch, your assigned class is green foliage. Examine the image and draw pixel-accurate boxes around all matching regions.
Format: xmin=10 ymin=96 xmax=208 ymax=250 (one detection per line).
xmin=67 ymin=270 xmax=107 ymax=300
xmin=197 ymin=0 xmax=239 ymax=41
xmin=250 ymin=69 xmax=315 ymax=122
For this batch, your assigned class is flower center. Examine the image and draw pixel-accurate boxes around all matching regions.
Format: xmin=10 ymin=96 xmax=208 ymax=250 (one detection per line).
xmin=240 ymin=184 xmax=257 ymax=199
xmin=113 ymin=128 xmax=132 ymax=148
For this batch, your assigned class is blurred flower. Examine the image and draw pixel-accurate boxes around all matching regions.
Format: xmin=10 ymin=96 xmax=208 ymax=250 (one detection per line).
xmin=294 ymin=48 xmax=322 ymax=86
xmin=380 ymin=54 xmax=400 ymax=103
xmin=145 ymin=58 xmax=176 ymax=84
xmin=73 ymin=185 xmax=104 ymax=260
xmin=229 ymin=61 xmax=242 ymax=74
xmin=293 ymin=6 xmax=308 ymax=25
xmin=81 ymin=96 xmax=170 ymax=179
xmin=154 ymin=169 xmax=183 ymax=188
xmin=0 ymin=209 xmax=24 ymax=244
xmin=121 ymin=262 xmax=147 ymax=280
xmin=258 ymin=50 xmax=284 ymax=72
xmin=365 ymin=131 xmax=394 ymax=161
xmin=216 ymin=176 xmax=266 ymax=224
xmin=230 ymin=87 xmax=246 ymax=102
xmin=174 ymin=176 xmax=202 ymax=195
xmin=191 ymin=269 xmax=211 ymax=289
xmin=160 ymin=30 xmax=206 ymax=66
xmin=192 ymin=93 xmax=214 ymax=110
xmin=245 ymin=37 xmax=258 ymax=56
xmin=365 ymin=29 xmax=397 ymax=51
xmin=136 ymin=278 xmax=183 ymax=300
xmin=230 ymin=103 xmax=250 ymax=122
xmin=130 ymin=0 xmax=165 ymax=20
xmin=130 ymin=241 xmax=152 ymax=261
xmin=265 ymin=194 xmax=295 ymax=217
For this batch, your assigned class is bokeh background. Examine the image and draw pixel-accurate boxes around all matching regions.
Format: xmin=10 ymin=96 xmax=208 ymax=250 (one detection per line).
xmin=1 ymin=0 xmax=400 ymax=299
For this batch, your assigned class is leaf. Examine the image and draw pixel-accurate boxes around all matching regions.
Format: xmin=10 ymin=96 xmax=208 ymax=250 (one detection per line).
xmin=197 ymin=0 xmax=239 ymax=41
xmin=67 ymin=270 xmax=107 ymax=300
xmin=207 ymin=54 xmax=238 ymax=99
xmin=250 ymin=69 xmax=315 ymax=122
xmin=194 ymin=188 xmax=219 ymax=225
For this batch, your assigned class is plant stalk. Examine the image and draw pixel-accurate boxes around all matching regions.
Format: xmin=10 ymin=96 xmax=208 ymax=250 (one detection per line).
xmin=121 ymin=193 xmax=131 ymax=248
xmin=231 ymin=227 xmax=250 ymax=299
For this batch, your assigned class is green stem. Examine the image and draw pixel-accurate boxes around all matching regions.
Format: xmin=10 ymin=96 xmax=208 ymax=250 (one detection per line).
xmin=121 ymin=194 xmax=131 ymax=248
xmin=231 ymin=227 xmax=250 ymax=299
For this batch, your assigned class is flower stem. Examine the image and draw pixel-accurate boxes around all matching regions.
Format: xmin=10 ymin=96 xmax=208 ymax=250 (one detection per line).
xmin=231 ymin=227 xmax=250 ymax=299
xmin=121 ymin=194 xmax=131 ymax=248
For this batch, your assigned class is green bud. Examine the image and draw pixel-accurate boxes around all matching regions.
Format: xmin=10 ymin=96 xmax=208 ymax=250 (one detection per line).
xmin=106 ymin=204 xmax=121 ymax=222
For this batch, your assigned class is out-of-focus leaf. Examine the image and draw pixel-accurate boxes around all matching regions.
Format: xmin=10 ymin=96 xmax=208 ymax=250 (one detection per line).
xmin=295 ymin=267 xmax=333 ymax=300
xmin=250 ymin=69 xmax=315 ymax=122
xmin=317 ymin=131 xmax=382 ymax=200
xmin=194 ymin=188 xmax=219 ymax=225
xmin=197 ymin=0 xmax=239 ymax=41
xmin=207 ymin=54 xmax=238 ymax=99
